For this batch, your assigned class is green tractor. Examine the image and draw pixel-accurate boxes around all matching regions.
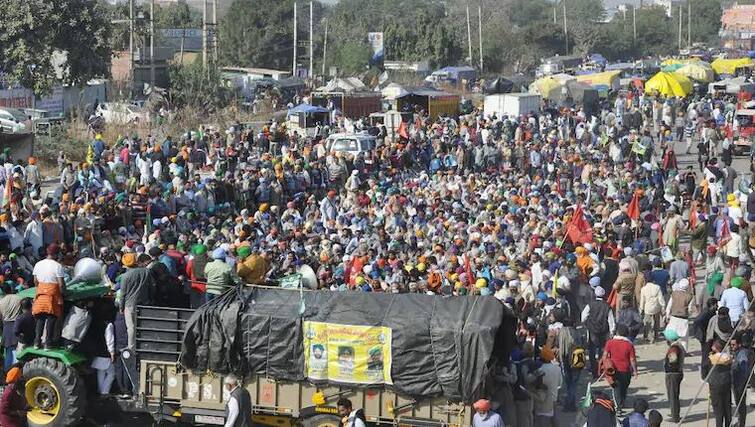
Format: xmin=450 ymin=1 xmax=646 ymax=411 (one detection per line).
xmin=15 ymin=281 xmax=111 ymax=427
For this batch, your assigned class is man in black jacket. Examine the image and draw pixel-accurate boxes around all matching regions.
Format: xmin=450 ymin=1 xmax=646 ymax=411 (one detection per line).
xmin=582 ymin=286 xmax=615 ymax=378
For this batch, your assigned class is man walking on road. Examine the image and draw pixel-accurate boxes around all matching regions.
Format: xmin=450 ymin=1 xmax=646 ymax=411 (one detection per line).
xmin=603 ymin=324 xmax=637 ymax=415
xmin=730 ymin=333 xmax=753 ymax=427
xmin=582 ymin=286 xmax=615 ymax=378
xmin=663 ymin=329 xmax=684 ymax=423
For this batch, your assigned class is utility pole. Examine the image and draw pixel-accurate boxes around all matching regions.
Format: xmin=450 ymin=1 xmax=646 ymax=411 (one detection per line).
xmin=563 ymin=0 xmax=568 ymax=54
xmin=632 ymin=6 xmax=636 ymax=45
xmin=150 ymin=0 xmax=155 ymax=88
xmin=553 ymin=5 xmax=557 ymax=23
xmin=293 ymin=2 xmax=298 ymax=77
xmin=129 ymin=0 xmax=134 ymax=96
xmin=309 ymin=1 xmax=314 ymax=79
xmin=478 ymin=3 xmax=483 ymax=72
xmin=466 ymin=4 xmax=473 ymax=65
xmin=687 ymin=0 xmax=691 ymax=47
xmin=213 ymin=0 xmax=218 ymax=62
xmin=678 ymin=5 xmax=682 ymax=51
xmin=322 ymin=19 xmax=328 ymax=77
xmin=202 ymin=0 xmax=208 ymax=68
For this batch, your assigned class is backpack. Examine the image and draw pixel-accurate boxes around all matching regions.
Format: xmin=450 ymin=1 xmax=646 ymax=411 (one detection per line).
xmin=571 ymin=347 xmax=586 ymax=370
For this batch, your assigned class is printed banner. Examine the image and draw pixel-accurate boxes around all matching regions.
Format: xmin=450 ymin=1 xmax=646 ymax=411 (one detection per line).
xmin=367 ymin=32 xmax=385 ymax=68
xmin=304 ymin=321 xmax=392 ymax=385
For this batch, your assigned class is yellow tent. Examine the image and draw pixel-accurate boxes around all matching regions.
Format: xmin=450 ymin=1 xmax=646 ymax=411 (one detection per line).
xmin=711 ymin=57 xmax=754 ymax=75
xmin=575 ymin=70 xmax=622 ymax=92
xmin=644 ymin=72 xmax=693 ymax=97
xmin=529 ymin=77 xmax=563 ymax=99
xmin=675 ymin=62 xmax=714 ymax=82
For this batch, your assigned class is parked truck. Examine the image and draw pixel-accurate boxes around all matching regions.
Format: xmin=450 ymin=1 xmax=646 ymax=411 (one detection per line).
xmin=483 ymin=93 xmax=541 ymax=118
xmin=18 ymin=285 xmax=516 ymax=427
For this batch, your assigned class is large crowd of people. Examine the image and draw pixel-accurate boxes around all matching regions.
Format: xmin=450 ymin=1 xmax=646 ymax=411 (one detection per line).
xmin=0 ymin=85 xmax=753 ymax=426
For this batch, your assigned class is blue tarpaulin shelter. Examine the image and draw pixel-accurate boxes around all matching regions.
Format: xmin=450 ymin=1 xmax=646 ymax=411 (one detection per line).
xmin=287 ymin=103 xmax=330 ymax=115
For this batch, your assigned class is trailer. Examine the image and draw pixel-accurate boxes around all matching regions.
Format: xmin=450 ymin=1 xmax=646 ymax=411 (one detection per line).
xmin=137 ymin=307 xmax=473 ymax=427
xmin=483 ymin=93 xmax=541 ymax=118
xmin=312 ymin=92 xmax=382 ymax=119
xmin=17 ymin=285 xmax=515 ymax=427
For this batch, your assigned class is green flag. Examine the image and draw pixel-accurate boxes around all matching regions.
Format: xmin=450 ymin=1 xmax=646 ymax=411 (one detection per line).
xmin=580 ymin=382 xmax=592 ymax=409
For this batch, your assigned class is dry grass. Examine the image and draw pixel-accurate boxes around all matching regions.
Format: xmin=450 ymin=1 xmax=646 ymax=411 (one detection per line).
xmin=35 ymin=102 xmax=279 ymax=170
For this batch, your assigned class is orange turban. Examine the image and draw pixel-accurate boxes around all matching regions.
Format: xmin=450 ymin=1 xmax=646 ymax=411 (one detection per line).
xmin=122 ymin=253 xmax=137 ymax=267
xmin=541 ymin=346 xmax=555 ymax=362
xmin=6 ymin=366 xmax=21 ymax=384
xmin=472 ymin=399 xmax=491 ymax=412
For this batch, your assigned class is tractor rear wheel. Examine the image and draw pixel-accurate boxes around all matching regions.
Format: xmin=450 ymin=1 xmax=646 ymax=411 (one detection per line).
xmin=23 ymin=357 xmax=87 ymax=427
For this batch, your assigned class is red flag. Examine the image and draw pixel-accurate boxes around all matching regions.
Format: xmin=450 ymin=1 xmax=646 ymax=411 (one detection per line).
xmin=398 ymin=121 xmax=409 ymax=140
xmin=626 ymin=191 xmax=640 ymax=221
xmin=689 ymin=204 xmax=698 ymax=231
xmin=606 ymin=288 xmax=618 ymax=309
xmin=464 ymin=254 xmax=474 ymax=289
xmin=565 ymin=204 xmax=593 ymax=244
xmin=719 ymin=217 xmax=731 ymax=248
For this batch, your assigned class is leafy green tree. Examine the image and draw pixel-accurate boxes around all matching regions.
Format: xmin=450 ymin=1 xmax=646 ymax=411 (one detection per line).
xmin=0 ymin=0 xmax=112 ymax=94
xmin=688 ymin=0 xmax=722 ymax=45
xmin=168 ymin=58 xmax=229 ymax=112
xmin=155 ymin=0 xmax=202 ymax=29
xmin=218 ymin=0 xmax=324 ymax=70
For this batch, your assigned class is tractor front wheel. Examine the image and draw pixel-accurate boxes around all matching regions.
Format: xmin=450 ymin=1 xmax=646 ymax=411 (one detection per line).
xmin=23 ymin=357 xmax=87 ymax=427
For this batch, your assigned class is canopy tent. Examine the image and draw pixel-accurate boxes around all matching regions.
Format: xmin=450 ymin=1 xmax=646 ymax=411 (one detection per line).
xmin=553 ymin=80 xmax=599 ymax=108
xmin=381 ymin=82 xmax=410 ymax=100
xmin=644 ymin=72 xmax=693 ymax=97
xmin=661 ymin=58 xmax=702 ymax=72
xmin=675 ymin=62 xmax=714 ymax=82
xmin=484 ymin=77 xmax=514 ymax=94
xmin=711 ymin=58 xmax=754 ymax=75
xmin=574 ymin=70 xmax=621 ymax=96
xmin=529 ymin=76 xmax=564 ymax=99
xmin=708 ymin=77 xmax=755 ymax=95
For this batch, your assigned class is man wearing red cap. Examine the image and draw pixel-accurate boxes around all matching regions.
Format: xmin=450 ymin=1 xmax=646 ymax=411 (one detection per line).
xmin=31 ymin=243 xmax=66 ymax=349
xmin=472 ymin=399 xmax=503 ymax=427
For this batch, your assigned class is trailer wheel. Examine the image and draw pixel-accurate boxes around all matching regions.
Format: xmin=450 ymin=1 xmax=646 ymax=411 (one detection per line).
xmin=23 ymin=357 xmax=87 ymax=427
xmin=301 ymin=414 xmax=344 ymax=427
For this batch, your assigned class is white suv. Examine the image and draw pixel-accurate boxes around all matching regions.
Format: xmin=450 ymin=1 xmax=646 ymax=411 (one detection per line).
xmin=0 ymin=108 xmax=30 ymax=134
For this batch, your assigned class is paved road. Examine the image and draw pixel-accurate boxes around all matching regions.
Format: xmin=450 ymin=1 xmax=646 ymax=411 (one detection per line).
xmin=553 ymin=140 xmax=753 ymax=426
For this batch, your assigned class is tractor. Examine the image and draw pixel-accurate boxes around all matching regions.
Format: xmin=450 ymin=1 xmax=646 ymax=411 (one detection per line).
xmin=15 ymin=280 xmax=111 ymax=427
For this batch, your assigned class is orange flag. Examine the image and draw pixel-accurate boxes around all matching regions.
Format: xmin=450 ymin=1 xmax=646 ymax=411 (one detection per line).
xmin=398 ymin=121 xmax=409 ymax=140
xmin=627 ymin=191 xmax=640 ymax=221
xmin=566 ymin=204 xmax=593 ymax=244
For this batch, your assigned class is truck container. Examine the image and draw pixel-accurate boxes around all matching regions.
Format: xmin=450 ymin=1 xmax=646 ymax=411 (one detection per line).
xmin=312 ymin=92 xmax=382 ymax=119
xmin=137 ymin=305 xmax=480 ymax=426
xmin=483 ymin=93 xmax=541 ymax=118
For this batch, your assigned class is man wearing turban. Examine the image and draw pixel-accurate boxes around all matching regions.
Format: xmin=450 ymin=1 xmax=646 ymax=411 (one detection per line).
xmin=472 ymin=399 xmax=503 ymax=427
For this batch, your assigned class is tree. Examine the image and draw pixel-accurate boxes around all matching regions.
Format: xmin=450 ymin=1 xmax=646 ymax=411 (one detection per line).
xmin=688 ymin=0 xmax=722 ymax=45
xmin=168 ymin=58 xmax=229 ymax=113
xmin=560 ymin=0 xmax=606 ymax=55
xmin=0 ymin=0 xmax=112 ymax=94
xmin=218 ymin=0 xmax=325 ymax=70
xmin=155 ymin=0 xmax=202 ymax=29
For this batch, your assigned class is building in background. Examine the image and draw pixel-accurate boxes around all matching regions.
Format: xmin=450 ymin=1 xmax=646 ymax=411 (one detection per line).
xmin=722 ymin=4 xmax=755 ymax=50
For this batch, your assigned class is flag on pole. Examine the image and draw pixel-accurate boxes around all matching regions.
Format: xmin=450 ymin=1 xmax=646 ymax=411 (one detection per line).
xmin=565 ymin=204 xmax=593 ymax=244
xmin=580 ymin=381 xmax=593 ymax=409
xmin=719 ymin=217 xmax=731 ymax=248
xmin=398 ymin=121 xmax=409 ymax=140
xmin=626 ymin=191 xmax=641 ymax=221
xmin=689 ymin=203 xmax=698 ymax=231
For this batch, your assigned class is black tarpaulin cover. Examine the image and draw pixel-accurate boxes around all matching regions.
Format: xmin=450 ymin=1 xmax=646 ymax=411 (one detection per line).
xmin=178 ymin=286 xmax=514 ymax=402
